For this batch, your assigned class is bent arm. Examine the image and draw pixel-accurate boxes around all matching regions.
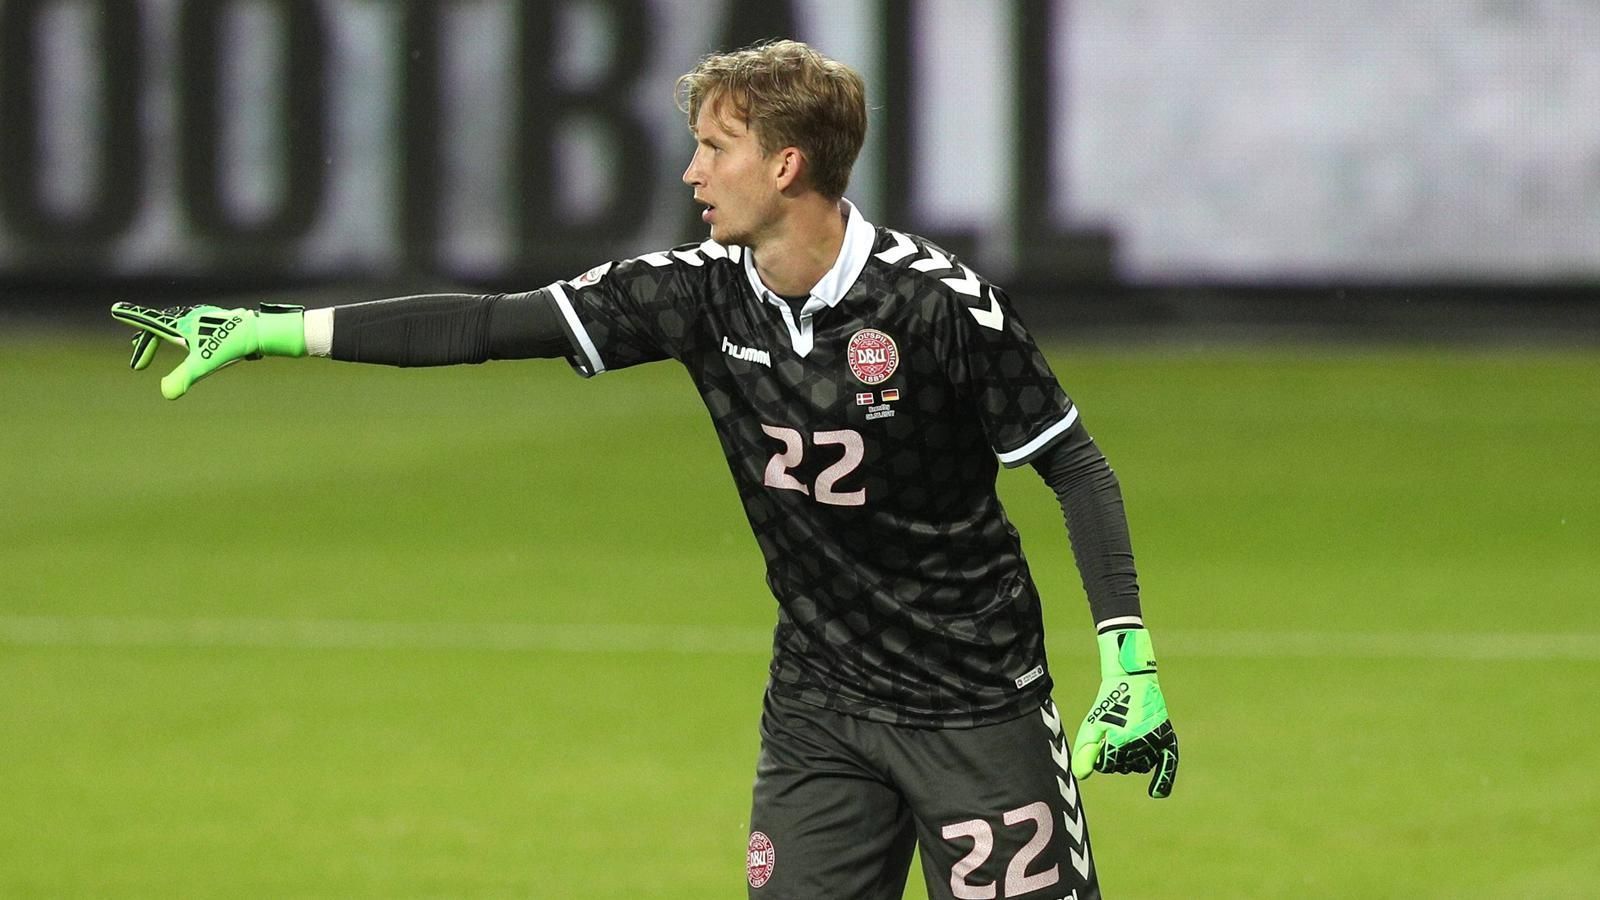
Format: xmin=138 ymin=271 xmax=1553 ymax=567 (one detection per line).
xmin=1029 ymin=418 xmax=1143 ymax=629
xmin=304 ymin=291 xmax=572 ymax=366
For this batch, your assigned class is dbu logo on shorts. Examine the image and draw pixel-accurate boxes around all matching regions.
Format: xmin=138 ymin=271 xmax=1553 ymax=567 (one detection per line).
xmin=747 ymin=831 xmax=776 ymax=889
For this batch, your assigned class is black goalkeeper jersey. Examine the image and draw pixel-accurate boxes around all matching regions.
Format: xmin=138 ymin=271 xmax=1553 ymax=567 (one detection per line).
xmin=543 ymin=201 xmax=1080 ymax=728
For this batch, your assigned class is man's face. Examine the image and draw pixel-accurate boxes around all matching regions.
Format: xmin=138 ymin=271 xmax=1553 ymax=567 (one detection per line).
xmin=681 ymin=96 xmax=782 ymax=247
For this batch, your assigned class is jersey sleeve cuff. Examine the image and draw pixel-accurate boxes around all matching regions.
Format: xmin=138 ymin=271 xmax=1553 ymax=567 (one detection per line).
xmin=994 ymin=405 xmax=1079 ymax=468
xmin=544 ymin=282 xmax=607 ymax=377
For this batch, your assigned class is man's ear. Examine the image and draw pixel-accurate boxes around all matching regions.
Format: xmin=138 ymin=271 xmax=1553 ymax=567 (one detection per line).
xmin=773 ymin=146 xmax=806 ymax=193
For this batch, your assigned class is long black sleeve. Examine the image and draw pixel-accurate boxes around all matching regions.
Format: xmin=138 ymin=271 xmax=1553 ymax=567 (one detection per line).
xmin=1030 ymin=418 xmax=1143 ymax=625
xmin=329 ymin=290 xmax=571 ymax=366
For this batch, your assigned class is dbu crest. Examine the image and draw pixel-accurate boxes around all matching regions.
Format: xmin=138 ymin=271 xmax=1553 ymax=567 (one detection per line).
xmin=846 ymin=328 xmax=899 ymax=385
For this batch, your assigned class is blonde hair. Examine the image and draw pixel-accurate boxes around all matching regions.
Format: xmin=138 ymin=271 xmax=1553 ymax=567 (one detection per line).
xmin=676 ymin=40 xmax=867 ymax=200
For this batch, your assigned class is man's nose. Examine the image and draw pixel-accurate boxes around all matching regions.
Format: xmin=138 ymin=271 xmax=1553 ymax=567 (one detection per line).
xmin=682 ymin=151 xmax=701 ymax=186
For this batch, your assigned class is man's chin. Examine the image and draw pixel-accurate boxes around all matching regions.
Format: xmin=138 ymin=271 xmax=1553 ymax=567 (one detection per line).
xmin=708 ymin=225 xmax=748 ymax=247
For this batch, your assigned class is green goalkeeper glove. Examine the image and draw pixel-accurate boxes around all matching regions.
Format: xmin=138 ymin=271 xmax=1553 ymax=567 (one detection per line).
xmin=111 ymin=302 xmax=306 ymax=400
xmin=1070 ymin=627 xmax=1180 ymax=798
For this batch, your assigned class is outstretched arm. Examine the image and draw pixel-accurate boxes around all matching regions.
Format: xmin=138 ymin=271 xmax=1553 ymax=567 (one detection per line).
xmin=111 ymin=291 xmax=573 ymax=399
xmin=1031 ymin=421 xmax=1179 ymax=798
xmin=310 ymin=291 xmax=571 ymax=365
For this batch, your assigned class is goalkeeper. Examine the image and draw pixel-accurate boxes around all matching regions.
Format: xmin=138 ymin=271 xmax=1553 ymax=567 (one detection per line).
xmin=112 ymin=39 xmax=1176 ymax=900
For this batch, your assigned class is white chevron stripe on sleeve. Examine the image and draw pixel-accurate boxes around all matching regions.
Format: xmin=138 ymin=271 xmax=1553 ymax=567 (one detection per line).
xmin=875 ymin=230 xmax=917 ymax=264
xmin=909 ymin=246 xmax=952 ymax=272
xmin=967 ymin=286 xmax=1005 ymax=330
xmin=941 ymin=263 xmax=982 ymax=297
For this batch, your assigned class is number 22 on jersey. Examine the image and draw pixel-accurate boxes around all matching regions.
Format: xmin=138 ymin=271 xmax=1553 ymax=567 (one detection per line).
xmin=760 ymin=424 xmax=866 ymax=507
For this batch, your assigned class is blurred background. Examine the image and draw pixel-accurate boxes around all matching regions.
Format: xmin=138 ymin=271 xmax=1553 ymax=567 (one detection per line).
xmin=4 ymin=0 xmax=1597 ymax=334
xmin=2 ymin=2 xmax=1597 ymax=897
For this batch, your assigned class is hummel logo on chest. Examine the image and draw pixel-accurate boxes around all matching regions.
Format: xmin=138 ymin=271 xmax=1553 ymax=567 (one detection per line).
xmin=722 ymin=336 xmax=771 ymax=368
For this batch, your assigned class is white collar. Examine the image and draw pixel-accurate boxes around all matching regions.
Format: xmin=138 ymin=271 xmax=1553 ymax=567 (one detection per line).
xmin=741 ymin=198 xmax=875 ymax=311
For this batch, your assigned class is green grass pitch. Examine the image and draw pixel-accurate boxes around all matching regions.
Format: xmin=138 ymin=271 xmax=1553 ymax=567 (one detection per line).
xmin=2 ymin=330 xmax=1597 ymax=897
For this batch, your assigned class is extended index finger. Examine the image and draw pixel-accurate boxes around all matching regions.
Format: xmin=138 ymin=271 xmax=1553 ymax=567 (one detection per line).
xmin=110 ymin=302 xmax=186 ymax=344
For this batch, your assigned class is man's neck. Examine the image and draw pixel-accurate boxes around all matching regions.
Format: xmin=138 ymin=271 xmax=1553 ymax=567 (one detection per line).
xmin=751 ymin=197 xmax=848 ymax=298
